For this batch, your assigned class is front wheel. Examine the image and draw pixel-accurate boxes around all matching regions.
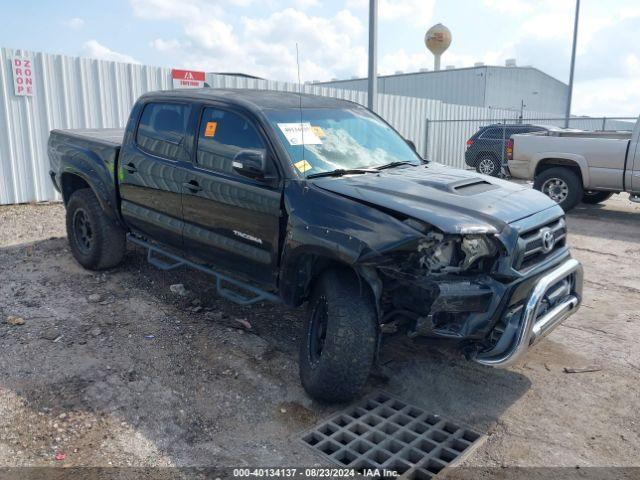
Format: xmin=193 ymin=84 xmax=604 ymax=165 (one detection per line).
xmin=534 ymin=167 xmax=583 ymax=212
xmin=582 ymin=190 xmax=613 ymax=205
xmin=475 ymin=156 xmax=501 ymax=177
xmin=299 ymin=269 xmax=377 ymax=403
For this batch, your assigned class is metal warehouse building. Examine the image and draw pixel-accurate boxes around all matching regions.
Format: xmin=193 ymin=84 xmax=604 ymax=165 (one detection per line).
xmin=316 ymin=64 xmax=569 ymax=115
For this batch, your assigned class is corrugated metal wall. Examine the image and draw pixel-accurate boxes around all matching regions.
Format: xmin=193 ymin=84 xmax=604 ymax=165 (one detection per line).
xmin=0 ymin=47 xmax=631 ymax=205
xmin=0 ymin=47 xmax=441 ymax=205
xmin=0 ymin=47 xmax=173 ymax=204
xmin=484 ymin=67 xmax=568 ymax=114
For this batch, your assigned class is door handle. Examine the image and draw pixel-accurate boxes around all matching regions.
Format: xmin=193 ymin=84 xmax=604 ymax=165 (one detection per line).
xmin=124 ymin=162 xmax=138 ymax=174
xmin=183 ymin=180 xmax=202 ymax=193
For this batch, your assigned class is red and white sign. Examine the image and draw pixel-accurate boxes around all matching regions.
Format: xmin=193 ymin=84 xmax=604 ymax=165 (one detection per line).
xmin=11 ymin=57 xmax=34 ymax=96
xmin=171 ymin=69 xmax=205 ymax=89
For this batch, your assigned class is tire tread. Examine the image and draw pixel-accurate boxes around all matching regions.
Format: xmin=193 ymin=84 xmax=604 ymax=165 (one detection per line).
xmin=299 ymin=269 xmax=377 ymax=403
xmin=65 ymin=189 xmax=126 ymax=270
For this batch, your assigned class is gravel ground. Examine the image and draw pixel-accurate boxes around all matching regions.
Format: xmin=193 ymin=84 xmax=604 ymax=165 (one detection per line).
xmin=0 ymin=196 xmax=639 ymax=473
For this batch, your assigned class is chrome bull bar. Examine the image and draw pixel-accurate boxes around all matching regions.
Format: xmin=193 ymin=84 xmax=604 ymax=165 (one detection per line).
xmin=474 ymin=258 xmax=583 ymax=367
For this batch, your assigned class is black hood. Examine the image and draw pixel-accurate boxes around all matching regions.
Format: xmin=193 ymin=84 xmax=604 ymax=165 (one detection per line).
xmin=311 ymin=163 xmax=561 ymax=234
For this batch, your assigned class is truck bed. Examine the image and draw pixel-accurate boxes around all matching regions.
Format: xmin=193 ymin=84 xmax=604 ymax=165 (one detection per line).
xmin=547 ymin=130 xmax=632 ymax=139
xmin=48 ymin=129 xmax=124 ymax=205
xmin=53 ymin=128 xmax=125 ymax=147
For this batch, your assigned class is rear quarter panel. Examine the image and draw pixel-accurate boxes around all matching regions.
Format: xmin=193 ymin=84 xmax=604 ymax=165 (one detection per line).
xmin=48 ymin=130 xmax=121 ymax=221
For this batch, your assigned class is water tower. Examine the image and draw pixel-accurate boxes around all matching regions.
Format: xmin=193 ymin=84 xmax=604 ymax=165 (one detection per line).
xmin=425 ymin=23 xmax=452 ymax=71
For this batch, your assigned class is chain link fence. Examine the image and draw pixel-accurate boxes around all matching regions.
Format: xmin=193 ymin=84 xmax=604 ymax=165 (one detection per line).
xmin=425 ymin=116 xmax=637 ymax=175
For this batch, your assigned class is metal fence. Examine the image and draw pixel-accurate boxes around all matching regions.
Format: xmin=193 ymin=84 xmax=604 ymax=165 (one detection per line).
xmin=0 ymin=47 xmax=173 ymax=205
xmin=425 ymin=116 xmax=637 ymax=173
xmin=1 ymin=47 xmax=438 ymax=205
xmin=1 ymin=46 xmax=636 ymax=204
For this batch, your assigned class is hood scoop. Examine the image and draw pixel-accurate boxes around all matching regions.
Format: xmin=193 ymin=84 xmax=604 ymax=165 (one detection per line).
xmin=453 ymin=180 xmax=499 ymax=195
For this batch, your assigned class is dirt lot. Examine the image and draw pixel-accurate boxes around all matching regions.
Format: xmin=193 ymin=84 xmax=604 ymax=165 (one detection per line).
xmin=0 ymin=195 xmax=639 ymax=472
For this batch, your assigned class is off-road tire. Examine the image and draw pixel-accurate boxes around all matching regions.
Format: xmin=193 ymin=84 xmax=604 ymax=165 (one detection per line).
xmin=299 ymin=269 xmax=377 ymax=403
xmin=534 ymin=167 xmax=583 ymax=212
xmin=582 ymin=190 xmax=613 ymax=205
xmin=475 ymin=155 xmax=501 ymax=177
xmin=65 ymin=188 xmax=126 ymax=270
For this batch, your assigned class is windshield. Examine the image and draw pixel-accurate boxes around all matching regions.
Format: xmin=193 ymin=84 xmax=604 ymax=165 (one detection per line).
xmin=264 ymin=107 xmax=422 ymax=176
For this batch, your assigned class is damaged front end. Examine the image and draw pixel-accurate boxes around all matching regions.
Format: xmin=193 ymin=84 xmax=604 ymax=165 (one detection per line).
xmin=363 ymin=215 xmax=582 ymax=368
xmin=371 ymin=220 xmax=507 ymax=340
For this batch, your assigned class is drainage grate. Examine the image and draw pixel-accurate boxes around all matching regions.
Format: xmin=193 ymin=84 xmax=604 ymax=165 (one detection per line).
xmin=301 ymin=392 xmax=484 ymax=479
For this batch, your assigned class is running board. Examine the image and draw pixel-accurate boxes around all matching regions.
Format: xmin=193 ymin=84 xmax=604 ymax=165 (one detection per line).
xmin=127 ymin=234 xmax=281 ymax=306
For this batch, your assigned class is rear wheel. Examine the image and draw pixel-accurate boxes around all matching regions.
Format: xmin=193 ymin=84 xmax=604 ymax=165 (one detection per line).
xmin=66 ymin=189 xmax=126 ymax=270
xmin=299 ymin=269 xmax=377 ymax=403
xmin=582 ymin=190 xmax=613 ymax=204
xmin=475 ymin=156 xmax=501 ymax=177
xmin=534 ymin=167 xmax=583 ymax=212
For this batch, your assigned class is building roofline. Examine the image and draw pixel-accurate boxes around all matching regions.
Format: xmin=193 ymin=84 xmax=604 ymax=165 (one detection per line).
xmin=316 ymin=65 xmax=567 ymax=88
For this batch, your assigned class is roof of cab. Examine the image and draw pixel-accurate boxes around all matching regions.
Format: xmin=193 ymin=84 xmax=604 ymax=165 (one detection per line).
xmin=138 ymin=88 xmax=362 ymax=111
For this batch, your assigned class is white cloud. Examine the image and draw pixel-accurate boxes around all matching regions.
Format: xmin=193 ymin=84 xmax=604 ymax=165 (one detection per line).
xmin=482 ymin=0 xmax=534 ymax=15
xmin=149 ymin=38 xmax=184 ymax=52
xmin=292 ymin=0 xmax=320 ymax=8
xmin=125 ymin=0 xmax=638 ymax=115
xmin=137 ymin=1 xmax=367 ymax=81
xmin=130 ymin=0 xmax=249 ymax=20
xmin=82 ymin=40 xmax=139 ymax=64
xmin=459 ymin=0 xmax=640 ymax=115
xmin=574 ymin=77 xmax=640 ymax=117
xmin=346 ymin=0 xmax=435 ymax=26
xmin=380 ymin=49 xmax=429 ymax=74
xmin=63 ymin=17 xmax=85 ymax=29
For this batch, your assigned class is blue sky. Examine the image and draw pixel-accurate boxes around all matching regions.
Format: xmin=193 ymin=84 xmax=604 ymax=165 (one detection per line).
xmin=2 ymin=0 xmax=639 ymax=116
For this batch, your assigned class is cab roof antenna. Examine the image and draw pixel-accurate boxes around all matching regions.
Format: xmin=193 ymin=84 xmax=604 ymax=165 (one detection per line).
xmin=296 ymin=42 xmax=305 ymax=165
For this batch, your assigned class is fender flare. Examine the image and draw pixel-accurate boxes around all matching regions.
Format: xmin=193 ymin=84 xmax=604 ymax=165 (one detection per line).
xmin=59 ymin=163 xmax=120 ymax=224
xmin=278 ymin=241 xmax=382 ymax=317
xmin=531 ymin=153 xmax=590 ymax=187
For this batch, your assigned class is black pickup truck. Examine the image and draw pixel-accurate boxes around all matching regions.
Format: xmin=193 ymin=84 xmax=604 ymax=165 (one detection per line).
xmin=48 ymin=89 xmax=583 ymax=402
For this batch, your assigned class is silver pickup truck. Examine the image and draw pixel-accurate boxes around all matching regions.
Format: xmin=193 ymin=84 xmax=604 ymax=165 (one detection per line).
xmin=507 ymin=117 xmax=640 ymax=211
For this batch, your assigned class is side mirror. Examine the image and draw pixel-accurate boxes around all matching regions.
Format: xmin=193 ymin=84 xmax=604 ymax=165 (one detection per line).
xmin=405 ymin=139 xmax=417 ymax=151
xmin=232 ymin=149 xmax=267 ymax=179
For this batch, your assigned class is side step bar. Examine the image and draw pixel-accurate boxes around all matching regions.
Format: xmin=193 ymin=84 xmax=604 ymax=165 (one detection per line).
xmin=127 ymin=234 xmax=281 ymax=306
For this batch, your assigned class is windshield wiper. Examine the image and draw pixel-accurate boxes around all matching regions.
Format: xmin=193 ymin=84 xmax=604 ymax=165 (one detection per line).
xmin=306 ymin=168 xmax=378 ymax=179
xmin=375 ymin=161 xmax=417 ymax=170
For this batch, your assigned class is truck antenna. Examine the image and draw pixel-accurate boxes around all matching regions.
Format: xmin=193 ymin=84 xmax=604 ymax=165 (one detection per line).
xmin=296 ymin=43 xmax=305 ymax=166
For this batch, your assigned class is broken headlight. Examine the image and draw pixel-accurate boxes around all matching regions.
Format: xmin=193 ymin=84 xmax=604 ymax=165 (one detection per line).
xmin=460 ymin=235 xmax=497 ymax=270
xmin=415 ymin=231 xmax=497 ymax=273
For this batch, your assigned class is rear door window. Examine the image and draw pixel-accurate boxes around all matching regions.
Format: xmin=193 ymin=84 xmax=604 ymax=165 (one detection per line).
xmin=480 ymin=128 xmax=503 ymax=139
xmin=136 ymin=102 xmax=190 ymax=160
xmin=196 ymin=107 xmax=266 ymax=174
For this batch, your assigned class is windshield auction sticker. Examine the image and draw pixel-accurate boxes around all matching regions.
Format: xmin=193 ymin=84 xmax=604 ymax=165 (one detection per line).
xmin=294 ymin=159 xmax=312 ymax=173
xmin=277 ymin=123 xmax=322 ymax=146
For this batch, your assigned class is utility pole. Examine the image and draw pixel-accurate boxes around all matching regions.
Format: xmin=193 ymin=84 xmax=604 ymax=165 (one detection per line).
xmin=565 ymin=0 xmax=580 ymax=128
xmin=367 ymin=0 xmax=378 ymax=112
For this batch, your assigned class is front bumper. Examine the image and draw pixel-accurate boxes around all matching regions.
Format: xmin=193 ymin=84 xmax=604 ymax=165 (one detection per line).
xmin=473 ymin=257 xmax=583 ymax=367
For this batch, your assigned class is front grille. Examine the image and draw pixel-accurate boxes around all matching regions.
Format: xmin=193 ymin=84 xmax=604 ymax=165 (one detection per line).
xmin=516 ymin=217 xmax=567 ymax=270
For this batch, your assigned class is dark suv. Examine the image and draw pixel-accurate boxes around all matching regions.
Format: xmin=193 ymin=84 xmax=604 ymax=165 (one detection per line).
xmin=465 ymin=124 xmax=548 ymax=176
